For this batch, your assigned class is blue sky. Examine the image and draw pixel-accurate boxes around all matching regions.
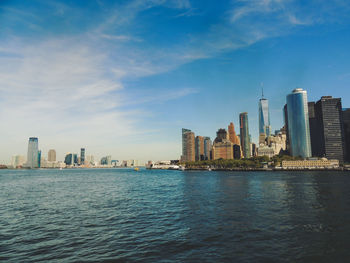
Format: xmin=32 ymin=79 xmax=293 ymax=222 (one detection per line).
xmin=1 ymin=0 xmax=350 ymax=163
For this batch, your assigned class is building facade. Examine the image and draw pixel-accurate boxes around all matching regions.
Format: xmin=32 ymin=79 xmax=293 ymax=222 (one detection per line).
xmin=48 ymin=149 xmax=56 ymax=162
xmin=228 ymin=122 xmax=240 ymax=145
xmin=203 ymin=137 xmax=212 ymax=160
xmin=286 ymin=88 xmax=312 ymax=158
xmin=195 ymin=136 xmax=204 ymax=161
xmin=311 ymin=96 xmax=346 ymax=163
xmin=80 ymin=148 xmax=85 ymax=165
xmin=27 ymin=137 xmax=39 ymax=168
xmin=343 ymin=108 xmax=350 ymax=163
xmin=239 ymin=112 xmax=251 ymax=158
xmin=259 ymin=97 xmax=271 ymax=139
xmin=281 ymin=158 xmax=339 ymax=169
xmin=181 ymin=128 xmax=195 ymax=162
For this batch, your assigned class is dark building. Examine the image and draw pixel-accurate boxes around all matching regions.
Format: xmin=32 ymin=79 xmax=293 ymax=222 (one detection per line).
xmin=214 ymin=129 xmax=228 ymax=142
xmin=343 ymin=108 xmax=350 ymax=163
xmin=80 ymin=148 xmax=85 ymax=165
xmin=308 ymin=102 xmax=322 ymax=157
xmin=312 ymin=96 xmax=345 ymax=162
xmin=233 ymin=144 xmax=241 ymax=159
xmin=283 ymin=104 xmax=290 ymax=153
xmin=65 ymin=153 xmax=78 ymax=165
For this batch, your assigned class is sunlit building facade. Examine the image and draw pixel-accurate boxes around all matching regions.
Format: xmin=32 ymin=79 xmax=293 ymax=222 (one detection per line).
xmin=181 ymin=128 xmax=195 ymax=162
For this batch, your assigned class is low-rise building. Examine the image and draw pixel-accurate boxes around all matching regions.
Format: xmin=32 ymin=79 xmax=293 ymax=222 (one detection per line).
xmin=281 ymin=158 xmax=339 ymax=169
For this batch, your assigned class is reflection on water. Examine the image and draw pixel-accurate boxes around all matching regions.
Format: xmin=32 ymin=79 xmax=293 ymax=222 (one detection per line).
xmin=0 ymin=169 xmax=350 ymax=262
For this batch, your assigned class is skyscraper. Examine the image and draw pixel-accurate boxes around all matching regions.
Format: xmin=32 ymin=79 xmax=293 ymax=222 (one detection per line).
xmin=228 ymin=122 xmax=240 ymax=145
xmin=80 ymin=148 xmax=85 ymax=165
xmin=308 ymin=102 xmax=320 ymax=157
xmin=342 ymin=108 xmax=350 ymax=162
xmin=258 ymin=95 xmax=271 ymax=139
xmin=181 ymin=128 xmax=195 ymax=162
xmin=38 ymin=150 xmax=41 ymax=168
xmin=203 ymin=137 xmax=212 ymax=160
xmin=311 ymin=96 xmax=345 ymax=162
xmin=27 ymin=137 xmax=39 ymax=168
xmin=286 ymin=88 xmax=312 ymax=158
xmin=239 ymin=112 xmax=251 ymax=158
xmin=48 ymin=149 xmax=56 ymax=162
xmin=195 ymin=136 xmax=204 ymax=161
xmin=283 ymin=104 xmax=290 ymax=152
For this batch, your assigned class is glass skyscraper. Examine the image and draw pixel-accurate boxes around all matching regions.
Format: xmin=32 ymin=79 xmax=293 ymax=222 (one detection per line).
xmin=286 ymin=88 xmax=312 ymax=158
xmin=239 ymin=112 xmax=251 ymax=158
xmin=27 ymin=137 xmax=39 ymax=168
xmin=258 ymin=98 xmax=271 ymax=137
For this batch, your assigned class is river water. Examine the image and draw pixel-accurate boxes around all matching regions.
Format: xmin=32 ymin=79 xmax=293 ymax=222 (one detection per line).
xmin=0 ymin=169 xmax=350 ymax=262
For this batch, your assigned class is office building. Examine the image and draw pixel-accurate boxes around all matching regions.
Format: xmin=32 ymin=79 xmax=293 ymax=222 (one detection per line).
xmin=228 ymin=122 xmax=240 ymax=145
xmin=203 ymin=137 xmax=212 ymax=160
xmin=27 ymin=137 xmax=39 ymax=168
xmin=259 ymin=95 xmax=271 ymax=139
xmin=101 ymin=155 xmax=112 ymax=166
xmin=38 ymin=150 xmax=42 ymax=168
xmin=308 ymin=102 xmax=320 ymax=157
xmin=212 ymin=129 xmax=234 ymax=160
xmin=343 ymin=109 xmax=350 ymax=162
xmin=239 ymin=112 xmax=251 ymax=158
xmin=181 ymin=128 xmax=195 ymax=162
xmin=233 ymin=144 xmax=241 ymax=159
xmin=64 ymin=153 xmax=78 ymax=166
xmin=195 ymin=136 xmax=204 ymax=161
xmin=286 ymin=88 xmax=312 ymax=158
xmin=310 ymin=96 xmax=346 ymax=163
xmin=283 ymin=104 xmax=290 ymax=152
xmin=48 ymin=149 xmax=56 ymax=162
xmin=80 ymin=148 xmax=85 ymax=165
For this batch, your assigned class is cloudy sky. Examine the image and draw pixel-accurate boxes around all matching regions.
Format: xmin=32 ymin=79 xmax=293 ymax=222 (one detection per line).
xmin=1 ymin=0 xmax=350 ymax=163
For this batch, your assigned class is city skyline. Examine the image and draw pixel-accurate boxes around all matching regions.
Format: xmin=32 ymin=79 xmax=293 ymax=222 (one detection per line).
xmin=1 ymin=1 xmax=350 ymax=163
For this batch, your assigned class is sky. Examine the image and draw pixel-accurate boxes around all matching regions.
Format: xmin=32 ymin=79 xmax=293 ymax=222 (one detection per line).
xmin=1 ymin=0 xmax=350 ymax=163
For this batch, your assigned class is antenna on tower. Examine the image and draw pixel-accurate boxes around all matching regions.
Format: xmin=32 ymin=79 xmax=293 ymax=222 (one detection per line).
xmin=260 ymin=82 xmax=264 ymax=98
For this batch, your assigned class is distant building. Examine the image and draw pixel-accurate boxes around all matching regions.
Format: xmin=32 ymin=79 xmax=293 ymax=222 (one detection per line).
xmin=239 ymin=112 xmax=251 ymax=158
xmin=11 ymin=155 xmax=25 ymax=168
xmin=181 ymin=128 xmax=195 ymax=162
xmin=80 ymin=148 xmax=85 ymax=165
xmin=286 ymin=88 xmax=312 ymax=158
xmin=101 ymin=155 xmax=112 ymax=166
xmin=27 ymin=137 xmax=39 ymax=168
xmin=233 ymin=144 xmax=241 ymax=159
xmin=283 ymin=104 xmax=290 ymax=153
xmin=212 ymin=129 xmax=234 ymax=160
xmin=309 ymin=96 xmax=346 ymax=163
xmin=64 ymin=153 xmax=78 ymax=166
xmin=85 ymin=155 xmax=94 ymax=165
xmin=38 ymin=150 xmax=41 ymax=168
xmin=258 ymin=95 xmax=271 ymax=140
xmin=281 ymin=158 xmax=339 ymax=169
xmin=195 ymin=136 xmax=204 ymax=161
xmin=257 ymin=145 xmax=275 ymax=158
xmin=343 ymin=108 xmax=350 ymax=163
xmin=203 ymin=137 xmax=212 ymax=160
xmin=228 ymin=122 xmax=240 ymax=145
xmin=48 ymin=149 xmax=56 ymax=162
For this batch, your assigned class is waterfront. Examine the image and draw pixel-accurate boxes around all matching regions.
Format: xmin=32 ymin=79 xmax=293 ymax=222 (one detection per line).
xmin=1 ymin=169 xmax=350 ymax=262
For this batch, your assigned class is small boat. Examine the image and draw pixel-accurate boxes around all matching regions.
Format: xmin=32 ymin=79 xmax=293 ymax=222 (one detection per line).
xmin=134 ymin=167 xmax=140 ymax=171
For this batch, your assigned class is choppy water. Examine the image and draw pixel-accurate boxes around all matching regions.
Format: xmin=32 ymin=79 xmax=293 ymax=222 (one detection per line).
xmin=1 ymin=169 xmax=350 ymax=262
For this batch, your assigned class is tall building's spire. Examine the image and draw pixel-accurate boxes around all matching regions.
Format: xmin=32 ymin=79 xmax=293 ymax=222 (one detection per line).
xmin=261 ymin=82 xmax=264 ymax=98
